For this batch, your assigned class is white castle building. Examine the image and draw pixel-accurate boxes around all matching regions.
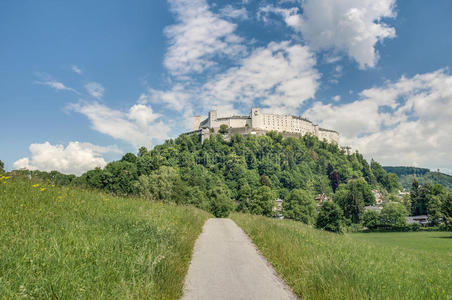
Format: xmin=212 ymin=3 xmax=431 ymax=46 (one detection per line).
xmin=192 ymin=108 xmax=339 ymax=144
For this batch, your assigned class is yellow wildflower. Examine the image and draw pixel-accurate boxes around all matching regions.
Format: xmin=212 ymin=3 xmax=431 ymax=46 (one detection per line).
xmin=40 ymin=188 xmax=46 ymax=192
xmin=32 ymin=184 xmax=40 ymax=188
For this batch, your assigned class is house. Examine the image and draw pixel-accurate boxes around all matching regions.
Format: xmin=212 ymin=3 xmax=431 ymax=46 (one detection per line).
xmin=365 ymin=206 xmax=382 ymax=213
xmin=407 ymin=215 xmax=429 ymax=226
xmin=372 ymin=189 xmax=383 ymax=204
xmin=314 ymin=193 xmax=332 ymax=207
xmin=273 ymin=198 xmax=283 ymax=212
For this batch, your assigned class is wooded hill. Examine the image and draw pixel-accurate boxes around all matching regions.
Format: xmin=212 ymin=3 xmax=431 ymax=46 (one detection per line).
xmin=383 ymin=166 xmax=452 ymax=190
xmin=5 ymin=132 xmax=402 ymax=225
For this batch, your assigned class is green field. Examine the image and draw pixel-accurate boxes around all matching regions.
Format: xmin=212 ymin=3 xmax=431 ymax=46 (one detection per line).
xmin=0 ymin=177 xmax=210 ymax=299
xmin=351 ymin=231 xmax=452 ymax=255
xmin=232 ymin=213 xmax=452 ymax=300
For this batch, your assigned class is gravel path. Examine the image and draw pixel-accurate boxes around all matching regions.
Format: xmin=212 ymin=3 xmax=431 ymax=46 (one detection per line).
xmin=182 ymin=218 xmax=298 ymax=300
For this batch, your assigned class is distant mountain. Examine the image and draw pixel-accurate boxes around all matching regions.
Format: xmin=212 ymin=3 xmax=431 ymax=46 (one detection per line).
xmin=383 ymin=166 xmax=452 ymax=190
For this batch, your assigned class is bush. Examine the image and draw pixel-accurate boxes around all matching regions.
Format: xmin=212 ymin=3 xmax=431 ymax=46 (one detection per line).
xmin=283 ymin=189 xmax=317 ymax=224
xmin=380 ymin=202 xmax=408 ymax=227
xmin=209 ymin=187 xmax=235 ymax=218
xmin=363 ymin=210 xmax=380 ymax=229
xmin=316 ymin=201 xmax=345 ymax=233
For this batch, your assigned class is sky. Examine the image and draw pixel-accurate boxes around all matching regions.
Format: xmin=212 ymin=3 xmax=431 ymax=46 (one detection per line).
xmin=1 ymin=0 xmax=452 ymax=175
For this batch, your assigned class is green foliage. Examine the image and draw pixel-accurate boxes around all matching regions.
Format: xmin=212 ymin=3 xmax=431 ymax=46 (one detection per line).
xmin=0 ymin=159 xmax=4 ymax=174
xmin=371 ymin=160 xmax=400 ymax=192
xmin=380 ymin=202 xmax=408 ymax=227
xmin=363 ymin=210 xmax=380 ymax=229
xmin=283 ymin=189 xmax=317 ymax=224
xmin=138 ymin=166 xmax=180 ymax=201
xmin=316 ymin=201 xmax=344 ymax=233
xmin=209 ymin=186 xmax=235 ymax=218
xmin=248 ymin=186 xmax=275 ymax=216
xmin=219 ymin=124 xmax=229 ymax=134
xmin=334 ymin=178 xmax=374 ymax=223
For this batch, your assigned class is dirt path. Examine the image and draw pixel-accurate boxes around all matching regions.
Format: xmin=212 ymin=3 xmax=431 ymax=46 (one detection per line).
xmin=182 ymin=218 xmax=298 ymax=300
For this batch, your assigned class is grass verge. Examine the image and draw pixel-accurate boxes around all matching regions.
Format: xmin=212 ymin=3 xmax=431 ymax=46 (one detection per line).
xmin=0 ymin=178 xmax=210 ymax=299
xmin=232 ymin=213 xmax=452 ymax=300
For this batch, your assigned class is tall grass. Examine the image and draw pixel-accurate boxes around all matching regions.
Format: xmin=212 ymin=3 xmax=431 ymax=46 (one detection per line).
xmin=232 ymin=213 xmax=452 ymax=300
xmin=0 ymin=177 xmax=210 ymax=299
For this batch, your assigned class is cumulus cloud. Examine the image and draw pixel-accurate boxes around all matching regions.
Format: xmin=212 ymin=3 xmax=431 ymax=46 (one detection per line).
xmin=164 ymin=0 xmax=246 ymax=76
xmin=85 ymin=82 xmax=105 ymax=99
xmin=68 ymin=102 xmax=170 ymax=148
xmin=71 ymin=65 xmax=82 ymax=75
xmin=305 ymin=69 xmax=452 ymax=170
xmin=261 ymin=0 xmax=396 ymax=69
xmin=200 ymin=41 xmax=320 ymax=113
xmin=13 ymin=141 xmax=120 ymax=175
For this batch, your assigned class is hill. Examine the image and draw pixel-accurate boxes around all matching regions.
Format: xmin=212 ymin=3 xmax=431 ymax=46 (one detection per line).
xmin=0 ymin=177 xmax=210 ymax=299
xmin=383 ymin=166 xmax=452 ymax=190
xmin=232 ymin=213 xmax=452 ymax=299
xmin=69 ymin=132 xmax=400 ymax=218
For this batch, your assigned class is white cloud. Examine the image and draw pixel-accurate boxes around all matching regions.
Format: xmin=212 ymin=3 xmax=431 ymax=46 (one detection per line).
xmin=13 ymin=141 xmax=120 ymax=175
xmin=258 ymin=5 xmax=302 ymax=29
xmin=38 ymin=80 xmax=78 ymax=94
xmin=200 ymin=41 xmax=320 ymax=113
xmin=219 ymin=5 xmax=248 ymax=20
xmin=85 ymin=82 xmax=105 ymax=99
xmin=261 ymin=0 xmax=396 ymax=69
xmin=333 ymin=95 xmax=341 ymax=102
xmin=72 ymin=65 xmax=82 ymax=75
xmin=68 ymin=102 xmax=170 ymax=148
xmin=164 ymin=0 xmax=246 ymax=76
xmin=305 ymin=69 xmax=452 ymax=170
xmin=138 ymin=84 xmax=191 ymax=112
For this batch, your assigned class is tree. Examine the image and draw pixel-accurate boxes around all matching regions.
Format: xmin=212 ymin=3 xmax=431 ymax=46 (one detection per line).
xmin=138 ymin=166 xmax=180 ymax=201
xmin=316 ymin=201 xmax=344 ymax=233
xmin=442 ymin=192 xmax=452 ymax=229
xmin=103 ymin=161 xmax=139 ymax=195
xmin=363 ymin=210 xmax=380 ymax=229
xmin=209 ymin=186 xmax=235 ymax=218
xmin=380 ymin=202 xmax=408 ymax=227
xmin=283 ymin=189 xmax=317 ymax=224
xmin=249 ymin=186 xmax=275 ymax=216
xmin=219 ymin=124 xmax=229 ymax=134
xmin=0 ymin=160 xmax=4 ymax=174
xmin=334 ymin=179 xmax=373 ymax=223
xmin=427 ymin=195 xmax=443 ymax=226
xmin=327 ymin=163 xmax=340 ymax=193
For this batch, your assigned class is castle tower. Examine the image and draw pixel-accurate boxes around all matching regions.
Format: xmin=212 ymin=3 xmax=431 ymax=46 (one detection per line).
xmin=192 ymin=116 xmax=201 ymax=131
xmin=250 ymin=108 xmax=263 ymax=129
xmin=208 ymin=110 xmax=218 ymax=128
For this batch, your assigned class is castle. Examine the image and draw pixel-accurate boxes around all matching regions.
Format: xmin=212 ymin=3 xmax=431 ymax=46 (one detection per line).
xmin=192 ymin=108 xmax=339 ymax=144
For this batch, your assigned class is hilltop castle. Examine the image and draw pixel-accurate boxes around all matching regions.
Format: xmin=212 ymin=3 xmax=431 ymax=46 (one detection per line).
xmin=191 ymin=108 xmax=339 ymax=144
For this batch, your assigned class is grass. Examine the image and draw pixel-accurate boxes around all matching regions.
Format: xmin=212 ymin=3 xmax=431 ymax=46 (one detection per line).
xmin=232 ymin=213 xmax=452 ymax=300
xmin=0 ymin=177 xmax=211 ymax=299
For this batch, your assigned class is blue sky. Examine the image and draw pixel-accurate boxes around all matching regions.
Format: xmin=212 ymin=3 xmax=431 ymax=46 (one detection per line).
xmin=1 ymin=0 xmax=452 ymax=175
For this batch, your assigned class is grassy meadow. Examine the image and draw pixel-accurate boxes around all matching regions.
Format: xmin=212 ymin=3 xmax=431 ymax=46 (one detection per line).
xmin=232 ymin=213 xmax=452 ymax=300
xmin=0 ymin=177 xmax=211 ymax=299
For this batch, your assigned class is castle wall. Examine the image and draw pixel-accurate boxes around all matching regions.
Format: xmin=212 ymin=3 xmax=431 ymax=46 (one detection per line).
xmin=196 ymin=108 xmax=339 ymax=144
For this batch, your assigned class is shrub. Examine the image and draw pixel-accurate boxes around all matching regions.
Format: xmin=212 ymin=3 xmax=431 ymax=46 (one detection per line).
xmin=316 ymin=201 xmax=345 ymax=233
xmin=363 ymin=210 xmax=380 ymax=229
xmin=283 ymin=189 xmax=317 ymax=224
xmin=380 ymin=202 xmax=408 ymax=227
